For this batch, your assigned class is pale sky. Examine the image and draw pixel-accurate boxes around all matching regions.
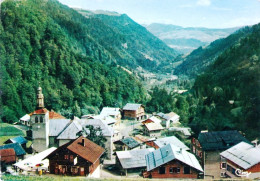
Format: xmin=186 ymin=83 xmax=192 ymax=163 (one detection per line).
xmin=58 ymin=0 xmax=260 ymax=28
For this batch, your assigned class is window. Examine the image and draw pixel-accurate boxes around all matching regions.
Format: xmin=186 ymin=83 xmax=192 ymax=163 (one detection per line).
xmin=170 ymin=167 xmax=180 ymax=174
xmin=35 ymin=116 xmax=39 ymax=123
xmin=221 ymin=162 xmax=227 ymax=169
xmin=158 ymin=167 xmax=166 ymax=174
xmin=184 ymin=166 xmax=191 ymax=174
xmin=70 ymin=155 xmax=74 ymax=162
xmin=64 ymin=155 xmax=69 ymax=160
xmin=221 ymin=172 xmax=226 ymax=177
xmin=40 ymin=116 xmax=43 ymax=123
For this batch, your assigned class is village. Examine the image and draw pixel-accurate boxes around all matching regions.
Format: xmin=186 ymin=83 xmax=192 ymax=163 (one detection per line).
xmin=0 ymin=87 xmax=260 ymax=180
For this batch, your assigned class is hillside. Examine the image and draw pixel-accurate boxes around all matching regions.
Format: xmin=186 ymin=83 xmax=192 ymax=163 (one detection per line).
xmin=174 ymin=26 xmax=253 ymax=78
xmin=189 ymin=23 xmax=260 ymax=140
xmin=145 ymin=23 xmax=239 ymax=54
xmin=0 ymin=0 xmax=149 ymax=122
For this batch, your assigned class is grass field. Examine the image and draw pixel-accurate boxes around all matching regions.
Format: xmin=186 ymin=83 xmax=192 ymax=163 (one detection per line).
xmin=0 ymin=123 xmax=25 ymax=145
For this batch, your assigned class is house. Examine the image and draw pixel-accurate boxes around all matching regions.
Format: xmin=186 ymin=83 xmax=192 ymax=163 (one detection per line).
xmin=153 ymin=136 xmax=190 ymax=150
xmin=20 ymin=114 xmax=30 ymax=126
xmin=45 ymin=136 xmax=104 ymax=177
xmin=100 ymin=107 xmax=121 ymax=120
xmin=14 ymin=147 xmax=56 ymax=172
xmin=0 ymin=148 xmax=16 ymax=172
xmin=168 ymin=127 xmax=192 ymax=138
xmin=115 ymin=148 xmax=155 ymax=176
xmin=191 ymin=130 xmax=249 ymax=179
xmin=142 ymin=116 xmax=161 ymax=125
xmin=84 ymin=114 xmax=117 ymax=128
xmin=0 ymin=143 xmax=26 ymax=160
xmin=155 ymin=112 xmax=180 ymax=128
xmin=123 ymin=103 xmax=145 ymax=120
xmin=144 ymin=144 xmax=203 ymax=179
xmin=143 ymin=122 xmax=164 ymax=137
xmin=114 ymin=137 xmax=140 ymax=151
xmin=4 ymin=136 xmax=28 ymax=150
xmin=220 ymin=141 xmax=260 ymax=179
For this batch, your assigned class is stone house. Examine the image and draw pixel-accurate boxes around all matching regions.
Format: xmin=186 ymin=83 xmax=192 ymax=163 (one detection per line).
xmin=143 ymin=144 xmax=203 ymax=179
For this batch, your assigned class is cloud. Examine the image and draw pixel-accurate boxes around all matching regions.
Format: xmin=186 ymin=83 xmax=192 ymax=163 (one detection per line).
xmin=197 ymin=0 xmax=211 ymax=6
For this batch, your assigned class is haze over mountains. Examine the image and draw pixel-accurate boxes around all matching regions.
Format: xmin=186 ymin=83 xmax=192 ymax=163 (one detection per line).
xmin=145 ymin=23 xmax=240 ymax=54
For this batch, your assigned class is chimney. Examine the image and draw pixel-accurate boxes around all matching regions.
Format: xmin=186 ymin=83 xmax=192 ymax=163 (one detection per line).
xmin=82 ymin=138 xmax=85 ymax=147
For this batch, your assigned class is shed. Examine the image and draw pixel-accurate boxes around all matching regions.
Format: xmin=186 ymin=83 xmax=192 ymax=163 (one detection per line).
xmin=0 ymin=143 xmax=26 ymax=159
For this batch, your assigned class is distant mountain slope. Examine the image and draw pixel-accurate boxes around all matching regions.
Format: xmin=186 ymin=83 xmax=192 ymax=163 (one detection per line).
xmin=174 ymin=26 xmax=253 ymax=77
xmin=76 ymin=10 xmax=179 ymax=72
xmin=145 ymin=23 xmax=239 ymax=54
xmin=0 ymin=0 xmax=147 ymax=122
xmin=190 ymin=23 xmax=260 ymax=139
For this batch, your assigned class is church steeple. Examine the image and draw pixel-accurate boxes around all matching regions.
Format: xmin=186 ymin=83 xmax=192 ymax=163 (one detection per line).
xmin=37 ymin=86 xmax=44 ymax=109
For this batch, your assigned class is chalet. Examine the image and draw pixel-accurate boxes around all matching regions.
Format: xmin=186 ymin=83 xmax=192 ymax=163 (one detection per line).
xmin=155 ymin=112 xmax=180 ymax=128
xmin=143 ymin=122 xmax=164 ymax=137
xmin=45 ymin=136 xmax=104 ymax=177
xmin=0 ymin=143 xmax=26 ymax=160
xmin=191 ymin=130 xmax=249 ymax=179
xmin=153 ymin=136 xmax=190 ymax=150
xmin=143 ymin=144 xmax=203 ymax=179
xmin=4 ymin=136 xmax=28 ymax=150
xmin=100 ymin=107 xmax=121 ymax=120
xmin=220 ymin=142 xmax=260 ymax=179
xmin=0 ymin=148 xmax=16 ymax=172
xmin=114 ymin=137 xmax=140 ymax=151
xmin=123 ymin=103 xmax=145 ymax=120
xmin=115 ymin=148 xmax=155 ymax=176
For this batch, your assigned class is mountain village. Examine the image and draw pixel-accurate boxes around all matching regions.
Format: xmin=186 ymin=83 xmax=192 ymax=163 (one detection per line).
xmin=1 ymin=87 xmax=259 ymax=180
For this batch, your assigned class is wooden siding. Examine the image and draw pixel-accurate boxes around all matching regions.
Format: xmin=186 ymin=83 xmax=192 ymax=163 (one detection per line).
xmin=123 ymin=106 xmax=145 ymax=119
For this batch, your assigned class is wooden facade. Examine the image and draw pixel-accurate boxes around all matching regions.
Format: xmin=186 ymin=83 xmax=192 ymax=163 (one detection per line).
xmin=143 ymin=160 xmax=201 ymax=179
xmin=123 ymin=105 xmax=145 ymax=120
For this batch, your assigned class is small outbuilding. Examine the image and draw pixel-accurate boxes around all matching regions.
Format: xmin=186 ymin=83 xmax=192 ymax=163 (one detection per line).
xmin=114 ymin=137 xmax=140 ymax=151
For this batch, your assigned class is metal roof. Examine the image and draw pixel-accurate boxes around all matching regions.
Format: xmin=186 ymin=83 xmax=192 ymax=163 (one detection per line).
xmin=144 ymin=122 xmax=164 ymax=131
xmin=115 ymin=137 xmax=140 ymax=149
xmin=156 ymin=112 xmax=179 ymax=121
xmin=145 ymin=144 xmax=203 ymax=172
xmin=154 ymin=136 xmax=190 ymax=150
xmin=100 ymin=107 xmax=121 ymax=117
xmin=49 ymin=119 xmax=71 ymax=136
xmin=5 ymin=136 xmax=28 ymax=145
xmin=20 ymin=114 xmax=30 ymax=122
xmin=57 ymin=120 xmax=82 ymax=139
xmin=116 ymin=148 xmax=155 ymax=169
xmin=198 ymin=130 xmax=249 ymax=151
xmin=0 ymin=143 xmax=26 ymax=156
xmin=220 ymin=141 xmax=260 ymax=170
xmin=148 ymin=116 xmax=162 ymax=124
xmin=123 ymin=103 xmax=143 ymax=111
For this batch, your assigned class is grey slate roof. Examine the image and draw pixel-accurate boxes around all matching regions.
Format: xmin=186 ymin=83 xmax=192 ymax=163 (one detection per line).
xmin=198 ymin=130 xmax=249 ymax=151
xmin=220 ymin=141 xmax=260 ymax=170
xmin=5 ymin=136 xmax=27 ymax=145
xmin=116 ymin=148 xmax=155 ymax=169
xmin=115 ymin=137 xmax=140 ymax=149
xmin=100 ymin=107 xmax=121 ymax=117
xmin=145 ymin=144 xmax=203 ymax=172
xmin=123 ymin=103 xmax=142 ymax=111
xmin=49 ymin=119 xmax=71 ymax=136
xmin=0 ymin=143 xmax=26 ymax=156
xmin=57 ymin=120 xmax=82 ymax=140
xmin=154 ymin=136 xmax=190 ymax=150
xmin=82 ymin=119 xmax=113 ymax=137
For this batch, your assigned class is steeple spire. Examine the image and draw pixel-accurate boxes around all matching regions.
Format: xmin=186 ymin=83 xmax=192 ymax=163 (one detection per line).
xmin=37 ymin=86 xmax=44 ymax=109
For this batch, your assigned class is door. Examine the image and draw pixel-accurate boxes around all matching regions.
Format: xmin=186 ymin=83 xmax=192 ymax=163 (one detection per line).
xmin=80 ymin=167 xmax=85 ymax=176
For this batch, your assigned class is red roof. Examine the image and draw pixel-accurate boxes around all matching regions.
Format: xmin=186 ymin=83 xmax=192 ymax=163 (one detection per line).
xmin=67 ymin=136 xmax=105 ymax=163
xmin=0 ymin=148 xmax=16 ymax=163
xmin=29 ymin=108 xmax=65 ymax=119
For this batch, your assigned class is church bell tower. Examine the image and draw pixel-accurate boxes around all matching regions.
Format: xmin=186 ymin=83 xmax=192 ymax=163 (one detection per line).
xmin=37 ymin=86 xmax=44 ymax=109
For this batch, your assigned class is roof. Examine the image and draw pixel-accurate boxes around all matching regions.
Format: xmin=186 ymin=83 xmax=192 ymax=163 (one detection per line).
xmin=30 ymin=108 xmax=48 ymax=115
xmin=20 ymin=114 xmax=30 ymax=122
xmin=4 ymin=136 xmax=28 ymax=145
xmin=145 ymin=144 xmax=203 ymax=172
xmin=14 ymin=147 xmax=57 ymax=170
xmin=57 ymin=120 xmax=82 ymax=140
xmin=148 ymin=116 xmax=162 ymax=124
xmin=169 ymin=127 xmax=192 ymax=136
xmin=156 ymin=112 xmax=179 ymax=122
xmin=91 ymin=115 xmax=117 ymax=125
xmin=0 ymin=143 xmax=26 ymax=156
xmin=154 ymin=136 xmax=190 ymax=150
xmin=116 ymin=148 xmax=155 ymax=169
xmin=67 ymin=136 xmax=105 ymax=163
xmin=49 ymin=119 xmax=71 ymax=136
xmin=82 ymin=119 xmax=114 ymax=137
xmin=144 ymin=122 xmax=164 ymax=131
xmin=115 ymin=137 xmax=140 ymax=149
xmin=0 ymin=148 xmax=16 ymax=163
xmin=123 ymin=103 xmax=143 ymax=111
xmin=100 ymin=107 xmax=121 ymax=117
xmin=29 ymin=108 xmax=65 ymax=119
xmin=198 ymin=130 xmax=249 ymax=151
xmin=220 ymin=141 xmax=260 ymax=170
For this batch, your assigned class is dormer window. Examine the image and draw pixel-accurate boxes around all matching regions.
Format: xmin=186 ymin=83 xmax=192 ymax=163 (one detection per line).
xmin=35 ymin=116 xmax=39 ymax=123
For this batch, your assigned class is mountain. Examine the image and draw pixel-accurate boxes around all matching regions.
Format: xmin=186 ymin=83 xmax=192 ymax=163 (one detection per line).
xmin=0 ymin=0 xmax=153 ymax=122
xmin=145 ymin=23 xmax=239 ymax=54
xmin=174 ymin=26 xmax=254 ymax=78
xmin=189 ymin=23 xmax=260 ymax=139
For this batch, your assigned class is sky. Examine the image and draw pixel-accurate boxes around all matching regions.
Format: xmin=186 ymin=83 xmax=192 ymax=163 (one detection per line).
xmin=58 ymin=0 xmax=260 ymax=28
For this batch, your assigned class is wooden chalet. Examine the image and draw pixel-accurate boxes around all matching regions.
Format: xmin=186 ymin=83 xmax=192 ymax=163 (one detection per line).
xmin=123 ymin=103 xmax=145 ymax=120
xmin=45 ymin=136 xmax=104 ymax=177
